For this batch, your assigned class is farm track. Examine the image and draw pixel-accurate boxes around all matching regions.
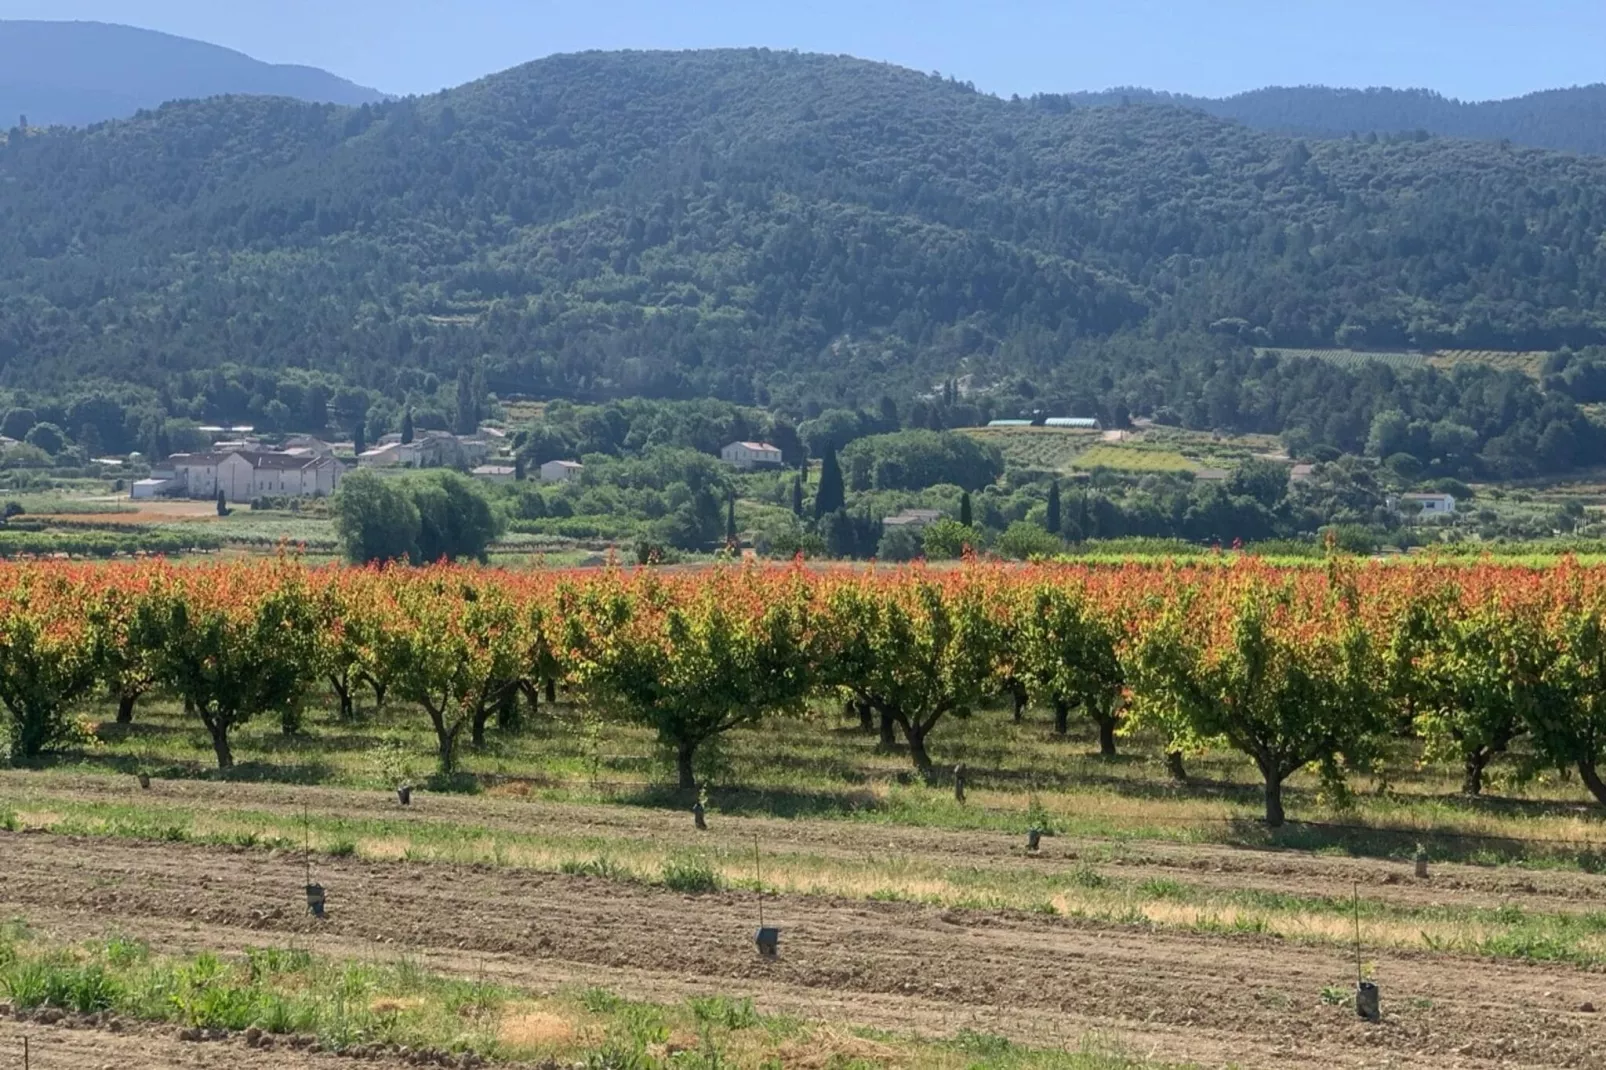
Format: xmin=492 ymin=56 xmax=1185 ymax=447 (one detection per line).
xmin=0 ymin=1018 xmax=417 ymax=1070
xmin=4 ymin=785 xmax=1606 ymax=1066
xmin=6 ymin=774 xmax=1606 ymax=914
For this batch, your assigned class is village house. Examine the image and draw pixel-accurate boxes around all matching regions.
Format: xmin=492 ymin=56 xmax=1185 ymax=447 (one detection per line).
xmin=471 ymin=464 xmax=518 ymax=484
xmin=1398 ymin=492 xmax=1457 ymax=518
xmin=720 ymin=441 xmax=784 ymax=469
xmin=540 ymin=459 xmax=584 ymax=484
xmin=149 ymin=450 xmax=344 ymax=502
xmin=882 ymin=508 xmax=945 ymax=529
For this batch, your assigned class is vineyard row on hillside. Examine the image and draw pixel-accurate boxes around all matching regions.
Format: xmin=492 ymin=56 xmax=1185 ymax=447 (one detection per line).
xmin=2 ymin=557 xmax=1605 ymax=826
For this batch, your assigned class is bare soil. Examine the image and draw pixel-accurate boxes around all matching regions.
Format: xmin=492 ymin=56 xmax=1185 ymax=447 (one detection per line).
xmin=3 ymin=786 xmax=1606 ymax=1068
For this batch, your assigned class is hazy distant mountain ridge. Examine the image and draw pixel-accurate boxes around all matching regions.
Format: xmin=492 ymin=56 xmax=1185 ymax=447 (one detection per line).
xmin=0 ymin=20 xmax=384 ymax=127
xmin=1041 ymin=84 xmax=1606 ymax=156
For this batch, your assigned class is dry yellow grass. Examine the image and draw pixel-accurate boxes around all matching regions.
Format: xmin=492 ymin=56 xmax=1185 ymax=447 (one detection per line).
xmin=498 ymin=1008 xmax=578 ymax=1048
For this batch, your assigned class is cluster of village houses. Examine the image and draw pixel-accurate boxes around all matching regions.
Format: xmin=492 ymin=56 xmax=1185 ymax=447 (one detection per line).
xmin=128 ymin=427 xmax=796 ymax=505
xmin=127 ymin=423 xmax=1456 ymax=522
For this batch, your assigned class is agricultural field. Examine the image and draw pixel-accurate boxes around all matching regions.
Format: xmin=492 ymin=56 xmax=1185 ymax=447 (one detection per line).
xmin=964 ymin=426 xmax=1102 ymax=472
xmin=6 ymin=559 xmax=1606 ymax=1068
xmin=1256 ymin=347 xmax=1430 ymax=371
xmin=1429 ymin=350 xmax=1550 ymax=379
xmin=1258 ymin=346 xmax=1551 ymax=380
xmin=1069 ymin=444 xmax=1196 ymax=473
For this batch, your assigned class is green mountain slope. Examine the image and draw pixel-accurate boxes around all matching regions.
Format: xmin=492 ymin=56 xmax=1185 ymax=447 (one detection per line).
xmin=3 ymin=49 xmax=1606 ymax=421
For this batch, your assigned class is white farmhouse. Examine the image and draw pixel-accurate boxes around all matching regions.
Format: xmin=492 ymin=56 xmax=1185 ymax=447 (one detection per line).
xmin=1399 ymin=492 xmax=1456 ymax=518
xmin=720 ymin=441 xmax=783 ymax=469
xmin=471 ymin=464 xmax=518 ymax=484
xmin=540 ymin=460 xmax=584 ymax=484
xmin=166 ymin=450 xmax=344 ymax=502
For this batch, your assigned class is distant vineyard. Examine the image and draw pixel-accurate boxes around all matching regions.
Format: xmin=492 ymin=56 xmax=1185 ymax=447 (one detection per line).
xmin=1070 ymin=445 xmax=1195 ymax=472
xmin=1428 ymin=350 xmax=1549 ymax=379
xmin=963 ymin=426 xmax=1099 ymax=472
xmin=1256 ymin=347 xmax=1429 ymax=371
xmin=1261 ymin=347 xmax=1550 ymax=379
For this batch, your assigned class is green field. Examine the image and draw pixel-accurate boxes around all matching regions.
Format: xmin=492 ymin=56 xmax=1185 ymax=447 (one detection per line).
xmin=964 ymin=426 xmax=1102 ymax=472
xmin=1070 ymin=444 xmax=1196 ymax=472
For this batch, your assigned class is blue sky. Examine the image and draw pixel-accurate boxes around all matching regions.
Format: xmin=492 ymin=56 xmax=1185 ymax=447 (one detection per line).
xmin=5 ymin=0 xmax=1602 ymax=101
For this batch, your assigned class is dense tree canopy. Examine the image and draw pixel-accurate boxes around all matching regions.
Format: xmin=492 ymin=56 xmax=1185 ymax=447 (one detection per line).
xmin=2 ymin=50 xmax=1606 ymax=472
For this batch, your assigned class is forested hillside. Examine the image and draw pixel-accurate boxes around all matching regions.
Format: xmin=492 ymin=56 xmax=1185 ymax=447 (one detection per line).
xmin=1051 ymin=84 xmax=1606 ymax=157
xmin=0 ymin=21 xmax=384 ymax=128
xmin=2 ymin=49 xmax=1605 ymax=473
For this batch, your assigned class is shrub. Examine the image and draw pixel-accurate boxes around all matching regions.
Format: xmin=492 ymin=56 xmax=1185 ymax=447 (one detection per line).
xmin=996 ymin=520 xmax=1064 ymax=560
xmin=660 ymin=856 xmax=723 ymax=894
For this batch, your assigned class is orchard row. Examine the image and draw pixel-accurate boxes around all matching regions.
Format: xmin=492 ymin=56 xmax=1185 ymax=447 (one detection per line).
xmin=1 ymin=557 xmax=1604 ymax=826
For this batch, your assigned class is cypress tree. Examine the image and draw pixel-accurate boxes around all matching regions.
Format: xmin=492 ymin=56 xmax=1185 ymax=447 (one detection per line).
xmin=960 ymin=491 xmax=973 ymax=527
xmin=726 ymin=495 xmax=738 ymax=543
xmin=815 ymin=448 xmax=845 ymax=519
xmin=401 ymin=407 xmax=415 ymax=445
xmin=791 ymin=474 xmax=804 ymax=517
xmin=1046 ymin=480 xmax=1062 ymax=534
xmin=353 ymin=419 xmax=366 ymax=457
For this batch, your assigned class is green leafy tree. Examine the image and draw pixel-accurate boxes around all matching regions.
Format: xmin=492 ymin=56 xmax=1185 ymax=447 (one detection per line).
xmin=1015 ymin=583 xmax=1126 ymax=754
xmin=1046 ymin=480 xmax=1061 ymax=534
xmin=401 ymin=407 xmax=415 ymax=445
xmin=0 ymin=575 xmax=101 ymax=761
xmin=1129 ymin=572 xmax=1387 ymax=826
xmin=576 ymin=571 xmax=813 ymax=790
xmin=145 ymin=568 xmax=319 ymax=769
xmin=333 ymin=470 xmax=422 ymax=564
xmin=1525 ymin=581 xmax=1606 ymax=807
xmin=382 ymin=578 xmax=527 ymax=774
xmin=822 ymin=572 xmax=999 ymax=778
xmin=997 ymin=520 xmax=1062 ymax=560
xmin=921 ymin=518 xmax=971 ymax=559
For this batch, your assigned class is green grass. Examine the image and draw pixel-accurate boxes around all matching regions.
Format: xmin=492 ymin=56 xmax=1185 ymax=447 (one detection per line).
xmin=0 ymin=928 xmax=1182 ymax=1068
xmin=1070 ymin=445 xmax=1195 ymax=473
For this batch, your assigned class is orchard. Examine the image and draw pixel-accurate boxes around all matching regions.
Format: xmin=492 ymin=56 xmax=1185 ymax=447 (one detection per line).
xmin=2 ymin=554 xmax=1606 ymax=827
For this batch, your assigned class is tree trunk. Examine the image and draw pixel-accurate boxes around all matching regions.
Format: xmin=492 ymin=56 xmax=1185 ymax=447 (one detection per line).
xmin=203 ymin=715 xmax=233 ymax=770
xmin=897 ymin=714 xmax=936 ymax=781
xmin=1095 ymin=714 xmax=1118 ymax=758
xmin=676 ymin=739 xmax=698 ymax=792
xmin=329 ymin=673 xmax=353 ymax=721
xmin=1009 ymin=680 xmax=1027 ymax=723
xmin=1053 ymin=698 xmax=1069 ymax=736
xmin=1165 ymin=750 xmax=1188 ymax=783
xmin=1577 ymin=759 xmax=1606 ymax=807
xmin=1263 ymin=775 xmax=1286 ymax=827
xmin=115 ymin=691 xmax=138 ymax=725
xmin=878 ymin=708 xmax=897 ymax=748
xmin=1463 ymin=750 xmax=1491 ymax=796
xmin=427 ymin=704 xmax=462 ymax=775
xmin=857 ymin=699 xmax=874 ymax=734
xmin=361 ymin=674 xmax=387 ymax=712
xmin=471 ymin=701 xmax=491 ymax=748
xmin=495 ymin=683 xmax=523 ymax=734
xmin=545 ymin=677 xmax=557 ymax=704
